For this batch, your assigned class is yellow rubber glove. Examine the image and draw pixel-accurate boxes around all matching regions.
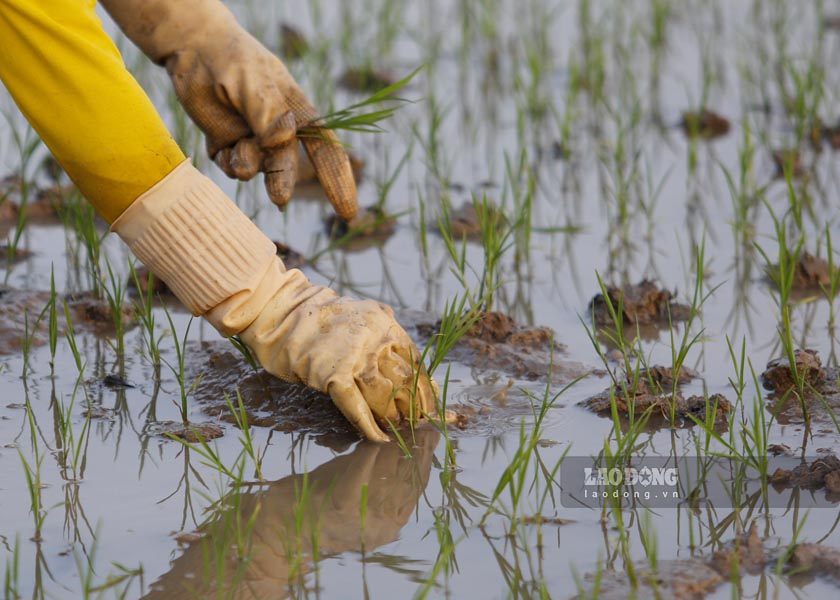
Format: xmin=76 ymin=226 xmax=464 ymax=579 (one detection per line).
xmin=113 ymin=160 xmax=437 ymax=442
xmin=100 ymin=0 xmax=358 ymax=220
xmin=0 ymin=0 xmax=185 ymax=223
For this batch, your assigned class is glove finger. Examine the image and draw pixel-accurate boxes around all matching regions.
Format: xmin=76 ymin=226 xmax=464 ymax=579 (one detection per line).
xmin=260 ymin=111 xmax=298 ymax=149
xmin=264 ymin=141 xmax=299 ymax=211
xmin=215 ymin=137 xmax=262 ymax=181
xmin=378 ymin=354 xmax=418 ymax=420
xmin=300 ymin=130 xmax=359 ymax=221
xmin=328 ymin=381 xmax=390 ymax=443
xmin=387 ymin=334 xmax=438 ymax=417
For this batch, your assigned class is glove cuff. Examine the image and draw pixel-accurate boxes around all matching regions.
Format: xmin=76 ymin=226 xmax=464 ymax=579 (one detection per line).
xmin=112 ymin=159 xmax=277 ymax=315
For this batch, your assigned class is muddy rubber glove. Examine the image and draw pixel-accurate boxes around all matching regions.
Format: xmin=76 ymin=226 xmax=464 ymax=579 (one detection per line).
xmin=100 ymin=0 xmax=357 ymax=220
xmin=112 ymin=160 xmax=436 ymax=442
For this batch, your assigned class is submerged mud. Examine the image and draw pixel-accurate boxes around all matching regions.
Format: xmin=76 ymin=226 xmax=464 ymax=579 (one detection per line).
xmin=577 ymin=524 xmax=840 ymax=599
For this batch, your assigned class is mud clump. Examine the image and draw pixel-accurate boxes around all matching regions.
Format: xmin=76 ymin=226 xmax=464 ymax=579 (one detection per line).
xmin=578 ymin=524 xmax=840 ymax=599
xmin=434 ymin=200 xmax=505 ymax=240
xmin=338 ymin=67 xmax=397 ymax=93
xmin=680 ymin=109 xmax=731 ymax=139
xmin=580 ymin=365 xmax=731 ymax=427
xmin=414 ymin=311 xmax=590 ymax=383
xmin=761 ymin=349 xmax=829 ymax=394
xmin=792 ymin=252 xmax=836 ymax=291
xmin=772 ymin=149 xmax=805 ymax=178
xmin=278 ymin=23 xmax=310 ymax=60
xmin=323 ymin=205 xmax=396 ymax=240
xmin=589 ymin=280 xmax=690 ymax=326
xmin=273 ymin=242 xmax=306 ymax=270
xmin=155 ymin=421 xmax=225 ymax=443
xmin=769 ymin=455 xmax=840 ymax=499
xmin=66 ymin=292 xmax=137 ymax=332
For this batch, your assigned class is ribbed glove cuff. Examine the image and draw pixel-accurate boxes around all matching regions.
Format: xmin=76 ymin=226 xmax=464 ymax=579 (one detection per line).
xmin=111 ymin=159 xmax=277 ymax=315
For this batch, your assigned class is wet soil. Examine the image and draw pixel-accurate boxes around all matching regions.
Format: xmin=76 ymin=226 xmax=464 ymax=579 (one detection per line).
xmin=433 ymin=200 xmax=506 ymax=240
xmin=680 ymin=109 xmax=731 ymax=139
xmin=338 ymin=67 xmax=397 ymax=92
xmin=184 ymin=343 xmax=361 ymax=448
xmin=772 ymin=149 xmax=805 ymax=179
xmin=580 ymin=365 xmax=732 ymax=427
xmin=589 ymin=280 xmax=691 ymax=327
xmin=769 ymin=454 xmax=840 ymax=501
xmin=153 ymin=420 xmax=225 ymax=443
xmin=0 ymin=287 xmax=137 ymax=354
xmin=323 ymin=205 xmax=397 ymax=241
xmin=760 ymin=349 xmax=840 ymax=425
xmin=279 ymin=22 xmax=310 ymax=59
xmin=414 ymin=310 xmax=592 ymax=382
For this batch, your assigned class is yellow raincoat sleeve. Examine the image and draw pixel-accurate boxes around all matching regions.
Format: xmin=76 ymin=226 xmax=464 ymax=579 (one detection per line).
xmin=0 ymin=0 xmax=186 ymax=223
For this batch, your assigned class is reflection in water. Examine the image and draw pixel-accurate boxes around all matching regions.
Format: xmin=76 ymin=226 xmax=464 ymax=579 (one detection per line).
xmin=144 ymin=428 xmax=439 ymax=599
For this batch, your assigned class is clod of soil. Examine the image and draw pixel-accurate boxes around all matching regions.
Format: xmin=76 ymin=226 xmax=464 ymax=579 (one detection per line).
xmin=155 ymin=421 xmax=225 ymax=443
xmin=772 ymin=149 xmax=804 ymax=178
xmin=578 ymin=524 xmax=840 ymax=599
xmin=434 ymin=200 xmax=506 ymax=240
xmin=680 ymin=109 xmax=731 ymax=139
xmin=323 ymin=205 xmax=396 ymax=239
xmin=295 ymin=146 xmax=365 ymax=185
xmin=102 ymin=374 xmax=133 ymax=389
xmin=823 ymin=121 xmax=840 ymax=149
xmin=580 ymin=366 xmax=731 ymax=427
xmin=761 ymin=349 xmax=827 ymax=393
xmin=790 ymin=252 xmax=836 ymax=290
xmin=589 ymin=280 xmax=691 ymax=326
xmin=338 ymin=67 xmax=397 ymax=92
xmin=279 ymin=23 xmax=310 ymax=59
xmin=760 ymin=349 xmax=840 ymax=424
xmin=0 ymin=174 xmax=71 ymax=223
xmin=274 ymin=242 xmax=306 ymax=270
xmin=415 ymin=311 xmax=590 ymax=382
xmin=0 ymin=246 xmax=33 ymax=263
xmin=769 ymin=454 xmax=840 ymax=499
xmin=66 ymin=292 xmax=137 ymax=331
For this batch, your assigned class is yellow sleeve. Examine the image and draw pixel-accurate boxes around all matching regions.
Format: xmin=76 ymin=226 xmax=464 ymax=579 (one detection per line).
xmin=0 ymin=0 xmax=186 ymax=223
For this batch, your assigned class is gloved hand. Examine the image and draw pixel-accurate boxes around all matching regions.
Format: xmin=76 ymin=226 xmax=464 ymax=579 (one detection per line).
xmin=101 ymin=0 xmax=358 ymax=220
xmin=112 ymin=160 xmax=436 ymax=441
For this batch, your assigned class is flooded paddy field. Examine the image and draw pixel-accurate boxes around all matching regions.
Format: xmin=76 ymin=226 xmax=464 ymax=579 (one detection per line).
xmin=1 ymin=0 xmax=840 ymax=597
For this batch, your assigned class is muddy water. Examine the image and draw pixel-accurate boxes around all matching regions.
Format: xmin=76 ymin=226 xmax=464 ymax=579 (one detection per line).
xmin=1 ymin=0 xmax=840 ymax=598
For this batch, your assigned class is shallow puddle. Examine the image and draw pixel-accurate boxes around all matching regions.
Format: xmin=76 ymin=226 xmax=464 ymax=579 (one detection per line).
xmin=1 ymin=0 xmax=840 ymax=598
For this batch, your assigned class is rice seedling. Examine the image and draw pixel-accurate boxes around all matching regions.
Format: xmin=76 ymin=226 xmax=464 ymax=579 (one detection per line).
xmin=161 ymin=310 xmax=201 ymax=425
xmin=128 ymin=261 xmax=164 ymax=367
xmin=224 ymin=390 xmax=267 ymax=481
